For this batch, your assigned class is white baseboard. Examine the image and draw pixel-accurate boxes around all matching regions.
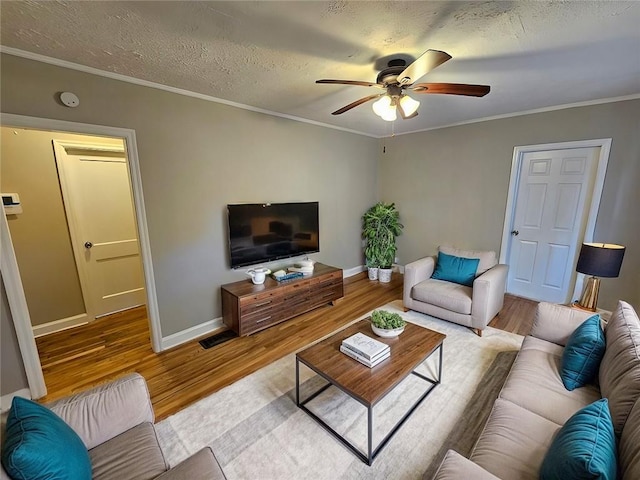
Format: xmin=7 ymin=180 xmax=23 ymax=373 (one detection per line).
xmin=343 ymin=264 xmax=404 ymax=277
xmin=161 ymin=317 xmax=225 ymax=351
xmin=33 ymin=313 xmax=89 ymax=338
xmin=343 ymin=265 xmax=366 ymax=278
xmin=1 ymin=388 xmax=31 ymax=413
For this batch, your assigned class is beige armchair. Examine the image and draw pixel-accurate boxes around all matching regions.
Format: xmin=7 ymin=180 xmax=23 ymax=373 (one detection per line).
xmin=403 ymin=245 xmax=508 ymax=336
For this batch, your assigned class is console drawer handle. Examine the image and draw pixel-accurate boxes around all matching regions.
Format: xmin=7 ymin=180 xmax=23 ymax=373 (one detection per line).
xmin=252 ymin=300 xmax=272 ymax=308
xmin=256 ymin=316 xmax=272 ymax=324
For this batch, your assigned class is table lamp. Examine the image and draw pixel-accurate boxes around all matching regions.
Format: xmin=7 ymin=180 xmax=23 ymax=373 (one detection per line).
xmin=575 ymin=243 xmax=625 ymax=311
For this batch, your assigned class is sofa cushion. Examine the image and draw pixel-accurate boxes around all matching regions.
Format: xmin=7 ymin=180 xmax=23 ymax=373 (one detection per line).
xmin=438 ymin=245 xmax=497 ymax=275
xmin=411 ymin=278 xmax=472 ymax=314
xmin=471 ymin=398 xmax=560 ymax=480
xmin=620 ymin=398 xmax=640 ymax=480
xmin=530 ymin=302 xmax=598 ymax=347
xmin=561 ymin=314 xmax=605 ymax=391
xmin=599 ymin=301 xmax=640 ymax=437
xmin=1 ymin=396 xmax=92 ymax=480
xmin=499 ymin=336 xmax=601 ymax=425
xmin=47 ymin=372 xmax=154 ymax=450
xmin=432 ymin=450 xmax=501 ymax=480
xmin=432 ymin=251 xmax=480 ymax=287
xmin=539 ymin=398 xmax=617 ymax=480
xmin=155 ymin=447 xmax=227 ymax=480
xmin=89 ymin=422 xmax=168 ymax=480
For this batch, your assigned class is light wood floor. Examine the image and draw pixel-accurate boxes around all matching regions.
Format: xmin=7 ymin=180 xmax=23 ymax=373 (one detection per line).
xmin=36 ymin=272 xmax=537 ymax=420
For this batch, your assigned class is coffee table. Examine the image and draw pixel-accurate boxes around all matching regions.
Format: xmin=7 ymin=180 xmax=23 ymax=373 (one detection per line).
xmin=295 ymin=319 xmax=445 ymax=465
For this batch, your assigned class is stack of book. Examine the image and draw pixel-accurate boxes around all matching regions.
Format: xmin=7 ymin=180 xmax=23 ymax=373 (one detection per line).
xmin=340 ymin=332 xmax=390 ymax=367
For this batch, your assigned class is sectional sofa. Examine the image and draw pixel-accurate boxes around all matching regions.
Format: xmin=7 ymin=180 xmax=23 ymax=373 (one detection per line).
xmin=433 ymin=300 xmax=640 ymax=479
xmin=1 ymin=373 xmax=226 ymax=480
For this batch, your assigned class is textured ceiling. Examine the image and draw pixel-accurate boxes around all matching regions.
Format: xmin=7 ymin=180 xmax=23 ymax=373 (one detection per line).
xmin=1 ymin=1 xmax=639 ymax=137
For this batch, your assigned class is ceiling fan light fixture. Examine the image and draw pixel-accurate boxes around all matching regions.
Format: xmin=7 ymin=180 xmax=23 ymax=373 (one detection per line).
xmin=372 ymin=95 xmax=392 ymax=117
xmin=380 ymin=105 xmax=397 ymax=122
xmin=399 ymin=95 xmax=420 ymax=116
xmin=373 ymin=94 xmax=397 ymax=121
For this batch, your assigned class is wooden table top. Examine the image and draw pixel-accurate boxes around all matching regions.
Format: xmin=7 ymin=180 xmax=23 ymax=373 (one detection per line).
xmin=296 ymin=319 xmax=446 ymax=406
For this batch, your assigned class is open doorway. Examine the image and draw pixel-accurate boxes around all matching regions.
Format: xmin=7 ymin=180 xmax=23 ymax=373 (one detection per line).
xmin=0 ymin=115 xmax=162 ymax=399
xmin=3 ymin=128 xmax=146 ymax=335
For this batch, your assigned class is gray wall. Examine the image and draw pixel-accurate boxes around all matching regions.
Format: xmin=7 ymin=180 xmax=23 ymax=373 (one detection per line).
xmin=0 ymin=53 xmax=378 ymax=337
xmin=379 ymin=99 xmax=640 ymax=312
xmin=1 ymin=278 xmax=29 ymax=396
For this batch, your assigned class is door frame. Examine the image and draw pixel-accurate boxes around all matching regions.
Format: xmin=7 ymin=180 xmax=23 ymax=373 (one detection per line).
xmin=499 ymin=138 xmax=612 ymax=303
xmin=0 ymin=113 xmax=163 ymax=399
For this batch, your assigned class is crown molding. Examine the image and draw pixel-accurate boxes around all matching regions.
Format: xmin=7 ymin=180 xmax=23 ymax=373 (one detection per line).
xmin=0 ymin=46 xmax=376 ymax=138
xmin=391 ymin=93 xmax=640 ymax=138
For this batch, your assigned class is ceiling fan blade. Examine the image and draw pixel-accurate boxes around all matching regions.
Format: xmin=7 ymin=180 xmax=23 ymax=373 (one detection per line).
xmin=397 ymin=50 xmax=452 ymax=86
xmin=410 ymin=83 xmax=491 ymax=97
xmin=316 ymin=79 xmax=383 ymax=88
xmin=332 ymin=94 xmax=383 ymax=115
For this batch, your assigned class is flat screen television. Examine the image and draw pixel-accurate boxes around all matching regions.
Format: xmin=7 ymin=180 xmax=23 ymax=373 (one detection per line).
xmin=227 ymin=202 xmax=319 ymax=268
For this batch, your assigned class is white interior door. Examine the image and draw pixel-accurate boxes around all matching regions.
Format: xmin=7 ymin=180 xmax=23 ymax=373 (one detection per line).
xmin=506 ymin=147 xmax=599 ymax=303
xmin=54 ymin=141 xmax=145 ymax=319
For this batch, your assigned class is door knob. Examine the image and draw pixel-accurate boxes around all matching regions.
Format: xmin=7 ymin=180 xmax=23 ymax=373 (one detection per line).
xmin=511 ymin=230 xmax=519 ymax=236
xmin=84 ymin=241 xmax=93 ymax=249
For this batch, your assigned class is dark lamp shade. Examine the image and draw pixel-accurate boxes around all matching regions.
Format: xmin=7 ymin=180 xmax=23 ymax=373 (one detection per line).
xmin=576 ymin=243 xmax=625 ymax=278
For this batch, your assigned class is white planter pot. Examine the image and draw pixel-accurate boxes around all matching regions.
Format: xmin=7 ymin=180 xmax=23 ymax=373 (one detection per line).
xmin=378 ymin=268 xmax=392 ymax=283
xmin=367 ymin=267 xmax=379 ymax=281
xmin=372 ymin=325 xmax=405 ymax=338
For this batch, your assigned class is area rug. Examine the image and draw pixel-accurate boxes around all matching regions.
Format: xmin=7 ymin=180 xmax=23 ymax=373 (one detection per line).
xmin=156 ymin=300 xmax=523 ymax=479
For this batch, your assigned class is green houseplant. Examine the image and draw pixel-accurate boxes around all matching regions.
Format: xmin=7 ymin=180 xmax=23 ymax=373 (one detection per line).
xmin=362 ymin=202 xmax=404 ymax=283
xmin=370 ymin=309 xmax=407 ymax=337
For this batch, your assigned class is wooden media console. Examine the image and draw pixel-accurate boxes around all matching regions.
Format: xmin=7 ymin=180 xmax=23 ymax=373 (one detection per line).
xmin=221 ymin=263 xmax=344 ymax=336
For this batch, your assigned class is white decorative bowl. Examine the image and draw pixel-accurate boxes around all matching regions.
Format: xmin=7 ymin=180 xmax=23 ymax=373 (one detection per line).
xmin=371 ymin=325 xmax=405 ymax=338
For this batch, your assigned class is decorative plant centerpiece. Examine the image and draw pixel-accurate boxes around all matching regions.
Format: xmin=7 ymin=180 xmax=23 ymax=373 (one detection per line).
xmin=370 ymin=309 xmax=407 ymax=338
xmin=362 ymin=202 xmax=404 ymax=283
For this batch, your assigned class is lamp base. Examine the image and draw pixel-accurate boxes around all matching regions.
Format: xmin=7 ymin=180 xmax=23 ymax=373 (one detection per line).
xmin=575 ymin=276 xmax=600 ymax=312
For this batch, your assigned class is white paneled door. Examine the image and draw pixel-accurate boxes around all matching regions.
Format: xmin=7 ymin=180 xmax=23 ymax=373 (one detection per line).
xmin=506 ymin=147 xmax=599 ymax=303
xmin=53 ymin=141 xmax=145 ymax=319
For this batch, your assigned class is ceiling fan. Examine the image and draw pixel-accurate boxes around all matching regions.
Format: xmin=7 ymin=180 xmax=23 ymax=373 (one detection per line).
xmin=316 ymin=49 xmax=490 ymax=121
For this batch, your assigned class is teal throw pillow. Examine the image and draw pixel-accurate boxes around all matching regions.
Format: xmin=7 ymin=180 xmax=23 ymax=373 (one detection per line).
xmin=561 ymin=314 xmax=605 ymax=391
xmin=431 ymin=251 xmax=480 ymax=287
xmin=540 ymin=398 xmax=617 ymax=480
xmin=1 ymin=396 xmax=92 ymax=480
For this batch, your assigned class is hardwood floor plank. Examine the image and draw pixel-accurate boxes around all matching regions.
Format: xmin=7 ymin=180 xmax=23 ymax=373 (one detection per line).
xmin=35 ymin=273 xmax=536 ymax=420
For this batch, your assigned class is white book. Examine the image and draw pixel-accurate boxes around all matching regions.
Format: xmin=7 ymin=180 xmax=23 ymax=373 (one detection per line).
xmin=341 ymin=342 xmax=389 ymax=362
xmin=340 ymin=344 xmax=390 ymax=368
xmin=342 ymin=332 xmax=389 ymax=360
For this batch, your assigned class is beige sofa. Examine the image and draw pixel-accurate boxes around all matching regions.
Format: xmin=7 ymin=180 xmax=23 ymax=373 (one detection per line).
xmin=1 ymin=373 xmax=226 ymax=480
xmin=404 ymin=245 xmax=508 ymax=336
xmin=433 ymin=300 xmax=640 ymax=479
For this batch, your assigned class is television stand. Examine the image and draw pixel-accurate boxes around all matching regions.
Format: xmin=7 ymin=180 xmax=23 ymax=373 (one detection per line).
xmin=221 ymin=263 xmax=344 ymax=336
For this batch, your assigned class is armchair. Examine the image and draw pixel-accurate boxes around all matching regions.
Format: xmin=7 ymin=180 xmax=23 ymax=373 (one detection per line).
xmin=403 ymin=245 xmax=508 ymax=336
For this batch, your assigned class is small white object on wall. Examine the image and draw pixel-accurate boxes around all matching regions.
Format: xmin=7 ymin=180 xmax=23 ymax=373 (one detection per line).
xmin=60 ymin=91 xmax=80 ymax=107
xmin=2 ymin=193 xmax=22 ymax=214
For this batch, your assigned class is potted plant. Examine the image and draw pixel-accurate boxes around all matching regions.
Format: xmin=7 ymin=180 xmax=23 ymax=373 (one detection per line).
xmin=362 ymin=202 xmax=404 ymax=283
xmin=370 ymin=310 xmax=407 ymax=337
